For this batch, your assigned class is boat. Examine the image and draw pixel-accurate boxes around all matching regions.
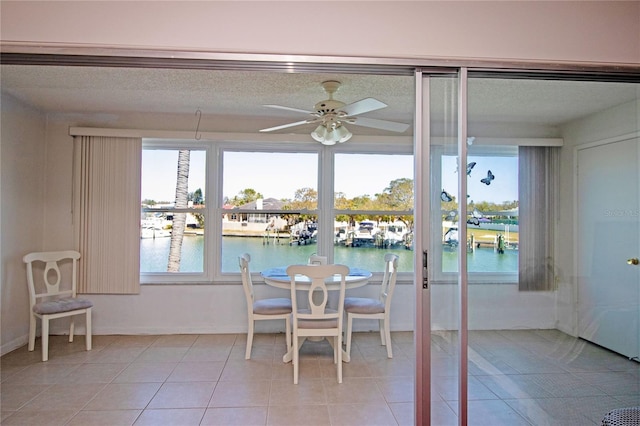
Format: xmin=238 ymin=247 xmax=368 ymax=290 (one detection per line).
xmin=141 ymin=218 xmax=172 ymax=239
xmin=378 ymin=222 xmax=409 ymax=247
xmin=141 ymin=226 xmax=171 ymax=239
xmin=288 ymin=221 xmax=318 ymax=245
xmin=352 ymin=220 xmax=379 ymax=246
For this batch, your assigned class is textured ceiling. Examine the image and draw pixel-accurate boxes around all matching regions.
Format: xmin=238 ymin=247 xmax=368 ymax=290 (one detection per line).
xmin=1 ymin=65 xmax=637 ymax=137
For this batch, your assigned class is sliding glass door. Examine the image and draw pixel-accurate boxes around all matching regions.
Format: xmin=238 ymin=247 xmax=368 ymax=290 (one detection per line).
xmin=416 ymin=70 xmax=466 ymax=425
xmin=417 ymin=69 xmax=640 ymax=425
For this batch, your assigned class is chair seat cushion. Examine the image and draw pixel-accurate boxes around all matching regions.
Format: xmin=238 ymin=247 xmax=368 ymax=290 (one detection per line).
xmin=344 ymin=297 xmax=385 ymax=314
xmin=297 ymin=309 xmax=339 ymax=329
xmin=33 ymin=297 xmax=93 ymax=315
xmin=253 ymin=298 xmax=292 ymax=315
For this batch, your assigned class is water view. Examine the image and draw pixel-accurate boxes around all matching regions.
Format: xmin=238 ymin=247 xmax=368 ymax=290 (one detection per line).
xmin=141 ymin=236 xmax=518 ymax=275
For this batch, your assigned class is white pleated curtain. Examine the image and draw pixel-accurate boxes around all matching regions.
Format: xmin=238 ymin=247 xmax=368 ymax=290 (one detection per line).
xmin=518 ymin=146 xmax=555 ymax=291
xmin=73 ymin=136 xmax=142 ymax=294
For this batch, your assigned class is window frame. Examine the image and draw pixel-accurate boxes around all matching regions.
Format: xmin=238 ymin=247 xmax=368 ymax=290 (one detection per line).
xmin=140 ymin=138 xmax=415 ymax=284
xmin=431 ymin=143 xmax=521 ymax=284
xmin=215 ymin=142 xmax=322 ymax=281
xmin=140 ymin=140 xmax=212 ymax=284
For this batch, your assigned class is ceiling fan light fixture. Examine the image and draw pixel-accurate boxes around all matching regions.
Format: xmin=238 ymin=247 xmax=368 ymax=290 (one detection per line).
xmin=311 ymin=123 xmax=352 ymax=145
xmin=335 ymin=125 xmax=352 ymax=143
xmin=311 ymin=124 xmax=328 ymax=143
xmin=335 ymin=126 xmax=353 ymax=143
xmin=322 ymin=128 xmax=338 ymax=145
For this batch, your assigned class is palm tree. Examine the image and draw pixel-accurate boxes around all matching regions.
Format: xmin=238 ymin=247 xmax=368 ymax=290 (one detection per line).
xmin=168 ymin=150 xmax=190 ymax=272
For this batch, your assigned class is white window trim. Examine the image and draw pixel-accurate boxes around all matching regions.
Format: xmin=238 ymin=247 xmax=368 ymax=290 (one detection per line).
xmin=140 ymin=138 xmax=416 ymax=284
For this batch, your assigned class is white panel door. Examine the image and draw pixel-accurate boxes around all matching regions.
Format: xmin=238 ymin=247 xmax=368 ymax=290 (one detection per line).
xmin=577 ymin=136 xmax=640 ymax=359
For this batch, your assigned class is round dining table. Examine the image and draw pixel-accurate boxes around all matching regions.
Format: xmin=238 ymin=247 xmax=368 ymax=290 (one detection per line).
xmin=260 ymin=265 xmax=372 ymax=363
xmin=260 ymin=266 xmax=372 ymax=290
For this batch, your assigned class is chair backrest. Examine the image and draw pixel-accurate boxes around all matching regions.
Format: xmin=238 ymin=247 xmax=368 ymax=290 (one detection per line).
xmin=380 ymin=253 xmax=400 ymax=311
xmin=308 ymin=254 xmax=328 ymax=265
xmin=238 ymin=253 xmax=254 ymax=306
xmin=286 ymin=264 xmax=349 ymax=323
xmin=23 ymin=250 xmax=82 ymax=309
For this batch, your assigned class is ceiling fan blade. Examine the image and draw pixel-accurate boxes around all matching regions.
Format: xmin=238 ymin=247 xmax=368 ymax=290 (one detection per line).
xmin=340 ymin=98 xmax=387 ymax=116
xmin=351 ymin=116 xmax=410 ymax=133
xmin=263 ymin=104 xmax=314 ymax=115
xmin=260 ymin=120 xmax=312 ymax=132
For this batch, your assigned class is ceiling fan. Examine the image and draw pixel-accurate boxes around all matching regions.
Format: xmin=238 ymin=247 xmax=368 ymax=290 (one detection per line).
xmin=259 ymin=80 xmax=410 ymax=145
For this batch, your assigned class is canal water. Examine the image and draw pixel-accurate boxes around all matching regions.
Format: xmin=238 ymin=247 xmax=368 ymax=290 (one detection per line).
xmin=141 ymin=236 xmax=518 ymax=274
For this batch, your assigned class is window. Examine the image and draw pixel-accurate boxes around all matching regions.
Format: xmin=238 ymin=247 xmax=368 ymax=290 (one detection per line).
xmin=432 ymin=145 xmax=520 ymax=283
xmin=220 ymin=150 xmax=319 ymax=273
xmin=333 ymin=153 xmax=414 ymax=273
xmin=140 ymin=146 xmax=207 ymax=282
xmin=140 ymin=141 xmax=414 ymax=282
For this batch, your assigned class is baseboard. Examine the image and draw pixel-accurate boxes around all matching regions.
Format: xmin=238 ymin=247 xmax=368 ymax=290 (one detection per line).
xmin=2 ymin=324 xmax=416 ymax=356
xmin=1 ymin=334 xmax=29 ymax=357
xmin=91 ymin=325 xmax=245 ymax=335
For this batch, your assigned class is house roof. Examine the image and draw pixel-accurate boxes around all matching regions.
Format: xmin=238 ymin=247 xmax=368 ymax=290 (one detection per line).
xmin=235 ymin=198 xmax=285 ymax=210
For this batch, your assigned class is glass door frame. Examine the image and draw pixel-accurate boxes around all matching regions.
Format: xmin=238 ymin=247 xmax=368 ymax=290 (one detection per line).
xmin=415 ymin=68 xmax=471 ymax=425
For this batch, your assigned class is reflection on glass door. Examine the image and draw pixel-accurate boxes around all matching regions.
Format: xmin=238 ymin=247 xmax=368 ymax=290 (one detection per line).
xmin=577 ymin=135 xmax=640 ymax=358
xmin=463 ymin=76 xmax=639 ymax=425
xmin=420 ymin=73 xmax=639 ymax=425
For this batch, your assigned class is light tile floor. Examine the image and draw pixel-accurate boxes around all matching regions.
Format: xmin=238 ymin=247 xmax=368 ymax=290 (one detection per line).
xmin=1 ymin=330 xmax=638 ymax=425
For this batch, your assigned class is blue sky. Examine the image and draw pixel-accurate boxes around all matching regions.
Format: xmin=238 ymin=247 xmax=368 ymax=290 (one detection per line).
xmin=142 ymin=150 xmax=516 ymax=204
xmin=442 ymin=155 xmax=518 ymax=204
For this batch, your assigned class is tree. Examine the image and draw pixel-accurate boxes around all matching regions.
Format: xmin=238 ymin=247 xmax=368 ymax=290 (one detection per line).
xmin=290 ymin=187 xmax=317 ymax=210
xmin=375 ymin=178 xmax=414 ymax=227
xmin=378 ymin=178 xmax=413 ymax=210
xmin=232 ymin=188 xmax=263 ymax=206
xmin=288 ymin=187 xmax=317 ymax=222
xmin=334 ymin=192 xmax=352 ymax=222
xmin=189 ymin=188 xmax=204 ymax=205
xmin=167 ymin=150 xmax=190 ymax=272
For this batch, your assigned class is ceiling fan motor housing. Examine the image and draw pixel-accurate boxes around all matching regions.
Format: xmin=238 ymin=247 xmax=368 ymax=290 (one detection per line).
xmin=314 ymin=99 xmax=346 ymax=115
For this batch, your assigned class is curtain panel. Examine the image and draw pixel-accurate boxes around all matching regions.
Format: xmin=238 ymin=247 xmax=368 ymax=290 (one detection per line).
xmin=73 ymin=136 xmax=142 ymax=294
xmin=518 ymin=146 xmax=556 ymax=291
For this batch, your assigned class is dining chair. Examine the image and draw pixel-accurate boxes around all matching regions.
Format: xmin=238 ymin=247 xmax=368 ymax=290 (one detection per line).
xmin=308 ymin=254 xmax=327 ymax=265
xmin=344 ymin=253 xmax=399 ymax=359
xmin=23 ymin=250 xmax=93 ymax=362
xmin=239 ymin=253 xmax=292 ymax=360
xmin=286 ymin=263 xmax=349 ymax=384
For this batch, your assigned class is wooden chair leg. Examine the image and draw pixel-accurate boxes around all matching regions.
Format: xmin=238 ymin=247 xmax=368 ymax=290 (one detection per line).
xmin=293 ymin=334 xmax=299 ymax=384
xmin=28 ymin=314 xmax=36 ymax=352
xmin=345 ymin=314 xmax=354 ymax=359
xmin=384 ymin=317 xmax=393 ymax=358
xmin=41 ymin=316 xmax=49 ymax=362
xmin=85 ymin=309 xmax=92 ymax=351
xmin=284 ymin=316 xmax=292 ymax=352
xmin=337 ymin=335 xmax=343 ymax=384
xmin=245 ymin=319 xmax=254 ymax=360
xmin=69 ymin=317 xmax=75 ymax=343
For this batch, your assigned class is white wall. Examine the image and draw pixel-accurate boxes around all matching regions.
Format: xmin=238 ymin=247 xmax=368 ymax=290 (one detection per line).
xmin=1 ymin=1 xmax=638 ymax=64
xmin=0 ymin=94 xmax=47 ymax=352
xmin=27 ymin=113 xmax=417 ymax=339
xmin=3 ymin=106 xmax=553 ymax=350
